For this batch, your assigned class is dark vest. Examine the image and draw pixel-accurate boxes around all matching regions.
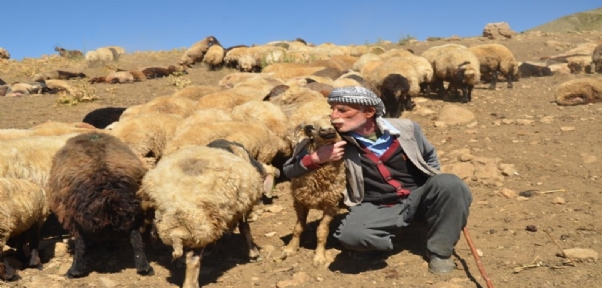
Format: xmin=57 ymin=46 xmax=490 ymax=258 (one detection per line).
xmin=360 ymin=139 xmax=429 ymax=204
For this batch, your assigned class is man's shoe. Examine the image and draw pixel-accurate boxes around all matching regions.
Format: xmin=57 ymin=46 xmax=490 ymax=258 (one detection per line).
xmin=428 ymin=253 xmax=456 ymax=274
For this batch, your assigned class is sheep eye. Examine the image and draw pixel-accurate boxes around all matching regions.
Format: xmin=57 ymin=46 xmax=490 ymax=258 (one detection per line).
xmin=303 ymin=125 xmax=315 ymax=136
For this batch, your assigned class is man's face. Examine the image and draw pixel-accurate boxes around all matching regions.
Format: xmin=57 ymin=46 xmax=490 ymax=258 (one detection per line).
xmin=330 ymin=103 xmax=373 ymax=133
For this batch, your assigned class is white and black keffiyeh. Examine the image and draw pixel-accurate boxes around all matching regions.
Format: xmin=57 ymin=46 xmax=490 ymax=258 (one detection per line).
xmin=327 ymin=86 xmax=386 ymax=117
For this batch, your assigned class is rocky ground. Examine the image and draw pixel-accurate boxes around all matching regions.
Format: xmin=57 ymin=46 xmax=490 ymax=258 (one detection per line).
xmin=1 ymin=31 xmax=601 ymax=288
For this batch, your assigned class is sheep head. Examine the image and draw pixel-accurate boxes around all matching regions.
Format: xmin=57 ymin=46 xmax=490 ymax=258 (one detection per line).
xmin=297 ymin=115 xmax=341 ymax=151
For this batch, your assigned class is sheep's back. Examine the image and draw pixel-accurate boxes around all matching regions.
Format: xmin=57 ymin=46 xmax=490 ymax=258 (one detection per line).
xmin=47 ymin=133 xmax=147 ymax=235
xmin=141 ymin=146 xmax=264 ymax=248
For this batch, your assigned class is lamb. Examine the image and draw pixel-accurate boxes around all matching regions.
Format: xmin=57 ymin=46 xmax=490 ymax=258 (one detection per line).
xmin=280 ymin=115 xmax=346 ymax=267
xmin=32 ymin=70 xmax=86 ymax=82
xmin=555 ymin=77 xmax=602 ymax=106
xmin=46 ymin=132 xmax=154 ymax=278
xmin=203 ymin=42 xmax=226 ymax=70
xmin=179 ymin=36 xmax=218 ymax=68
xmin=109 ymin=112 xmax=185 ymax=168
xmin=592 ymin=43 xmax=602 ymax=73
xmin=54 ymin=47 xmax=83 ymax=59
xmin=142 ymin=65 xmax=186 ymax=79
xmin=432 ymin=48 xmax=481 ymax=103
xmin=0 ymin=178 xmax=49 ymax=281
xmin=468 ymin=44 xmax=519 ymax=89
xmin=0 ymin=47 xmax=9 ymax=60
xmin=138 ymin=140 xmax=275 ymax=288
xmin=44 ymin=79 xmax=76 ymax=94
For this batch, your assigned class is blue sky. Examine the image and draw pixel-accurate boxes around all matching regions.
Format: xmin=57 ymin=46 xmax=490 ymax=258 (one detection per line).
xmin=2 ymin=1 xmax=601 ymax=60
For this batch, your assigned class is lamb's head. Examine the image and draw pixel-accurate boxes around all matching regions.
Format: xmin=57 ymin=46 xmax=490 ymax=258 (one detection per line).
xmin=54 ymin=47 xmax=63 ymax=52
xmin=299 ymin=115 xmax=341 ymax=149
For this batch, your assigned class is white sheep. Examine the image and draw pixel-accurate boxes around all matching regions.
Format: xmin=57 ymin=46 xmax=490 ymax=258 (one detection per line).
xmin=109 ymin=112 xmax=185 ymax=169
xmin=468 ymin=43 xmax=519 ymax=89
xmin=0 ymin=178 xmax=49 ymax=281
xmin=555 ymin=77 xmax=602 ymax=106
xmin=138 ymin=141 xmax=276 ymax=288
xmin=432 ymin=48 xmax=481 ymax=103
xmin=280 ymin=115 xmax=346 ymax=267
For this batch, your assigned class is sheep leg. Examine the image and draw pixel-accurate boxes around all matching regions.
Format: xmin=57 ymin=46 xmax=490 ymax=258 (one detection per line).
xmin=313 ymin=208 xmax=337 ymax=267
xmin=182 ymin=248 xmax=203 ymax=288
xmin=504 ymin=72 xmax=514 ymax=88
xmin=467 ymin=85 xmax=474 ymax=103
xmin=404 ymin=95 xmax=416 ymax=111
xmin=238 ymin=219 xmax=262 ymax=262
xmin=489 ymin=71 xmax=498 ymax=90
xmin=280 ymin=201 xmax=309 ymax=259
xmin=24 ymin=224 xmax=42 ymax=269
xmin=459 ymin=84 xmax=469 ymax=103
xmin=0 ymin=247 xmax=19 ymax=281
xmin=66 ymin=235 xmax=87 ymax=278
xmin=129 ymin=229 xmax=154 ymax=276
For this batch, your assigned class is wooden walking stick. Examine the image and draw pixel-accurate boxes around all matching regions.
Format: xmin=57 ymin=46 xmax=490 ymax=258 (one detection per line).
xmin=463 ymin=227 xmax=494 ymax=288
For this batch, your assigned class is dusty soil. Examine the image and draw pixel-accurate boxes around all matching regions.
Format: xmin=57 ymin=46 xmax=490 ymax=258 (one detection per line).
xmin=1 ymin=31 xmax=602 ymax=288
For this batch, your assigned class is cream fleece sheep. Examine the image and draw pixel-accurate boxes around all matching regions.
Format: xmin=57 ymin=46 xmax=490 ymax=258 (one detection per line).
xmin=0 ymin=178 xmax=49 ymax=281
xmin=163 ymin=120 xmax=288 ymax=164
xmin=231 ymin=100 xmax=288 ymax=139
xmin=110 ymin=112 xmax=185 ymax=168
xmin=120 ymin=96 xmax=197 ymax=121
xmin=420 ymin=44 xmax=468 ymax=64
xmin=468 ymin=43 xmax=519 ymax=89
xmin=352 ymin=53 xmax=381 ymax=72
xmin=179 ymin=36 xmax=217 ymax=68
xmin=280 ymin=115 xmax=346 ymax=267
xmin=139 ymin=143 xmax=274 ymax=288
xmin=32 ymin=70 xmax=86 ymax=82
xmin=0 ymin=122 xmax=95 ymax=140
xmin=432 ymin=48 xmax=481 ymax=103
xmin=0 ymin=133 xmax=83 ymax=186
xmin=555 ymin=77 xmax=602 ymax=106
xmin=202 ymin=43 xmax=225 ymax=70
xmin=378 ymin=48 xmax=414 ymax=61
xmin=104 ymin=46 xmax=126 ymax=56
xmin=196 ymin=90 xmax=258 ymax=111
xmin=218 ymin=72 xmax=282 ymax=89
xmin=105 ymin=71 xmax=135 ymax=84
xmin=171 ymin=85 xmax=223 ymax=101
xmin=0 ymin=48 xmax=9 ymax=60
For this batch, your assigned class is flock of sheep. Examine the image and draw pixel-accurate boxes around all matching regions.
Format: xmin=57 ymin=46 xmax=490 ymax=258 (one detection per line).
xmin=1 ymin=35 xmax=602 ymax=288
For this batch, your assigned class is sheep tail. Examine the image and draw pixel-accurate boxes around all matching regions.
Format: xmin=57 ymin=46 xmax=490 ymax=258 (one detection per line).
xmin=170 ymin=227 xmax=189 ymax=259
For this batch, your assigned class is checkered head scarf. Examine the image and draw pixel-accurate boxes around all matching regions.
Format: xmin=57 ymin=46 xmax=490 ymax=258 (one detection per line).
xmin=327 ymin=86 xmax=386 ymax=117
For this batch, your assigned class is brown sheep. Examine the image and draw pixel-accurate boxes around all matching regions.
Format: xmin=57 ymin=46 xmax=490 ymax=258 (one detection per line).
xmin=468 ymin=44 xmax=519 ymax=89
xmin=178 ymin=36 xmax=218 ymax=68
xmin=555 ymin=77 xmax=602 ymax=106
xmin=32 ymin=70 xmax=86 ymax=82
xmin=280 ymin=115 xmax=346 ymax=267
xmin=47 ymin=132 xmax=154 ymax=278
xmin=54 ymin=47 xmax=83 ymax=59
xmin=593 ymin=44 xmax=602 ymax=73
xmin=142 ymin=65 xmax=187 ymax=79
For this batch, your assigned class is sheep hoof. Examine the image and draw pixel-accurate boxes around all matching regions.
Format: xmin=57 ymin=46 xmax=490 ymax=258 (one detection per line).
xmin=249 ymin=254 xmax=263 ymax=263
xmin=137 ymin=266 xmax=154 ymax=276
xmin=66 ymin=269 xmax=86 ymax=279
xmin=312 ymin=256 xmax=328 ymax=268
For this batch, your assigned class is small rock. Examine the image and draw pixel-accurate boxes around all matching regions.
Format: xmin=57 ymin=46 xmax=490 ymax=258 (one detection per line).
xmin=519 ymin=190 xmax=536 ymax=197
xmin=526 ymin=225 xmax=538 ymax=232
xmin=552 ymin=197 xmax=565 ymax=204
xmin=98 ymin=277 xmax=118 ymax=288
xmin=265 ymin=205 xmax=283 ymax=213
xmin=516 ymin=119 xmax=534 ymax=125
xmin=540 ymin=116 xmax=554 ymax=123
xmin=264 ymin=231 xmax=277 ymax=237
xmin=276 ymin=271 xmax=310 ymax=288
xmin=433 ymin=121 xmax=447 ymax=128
xmin=517 ymin=196 xmax=530 ymax=201
xmin=476 ymin=249 xmax=484 ymax=257
xmin=498 ymin=188 xmax=517 ymax=199
xmin=262 ymin=244 xmax=276 ymax=253
xmin=582 ymin=155 xmax=598 ymax=164
xmin=560 ymin=248 xmax=598 ymax=262
xmin=560 ymin=126 xmax=575 ymax=132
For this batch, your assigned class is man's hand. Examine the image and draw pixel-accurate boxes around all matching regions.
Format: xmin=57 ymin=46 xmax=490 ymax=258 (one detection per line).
xmin=310 ymin=141 xmax=346 ymax=164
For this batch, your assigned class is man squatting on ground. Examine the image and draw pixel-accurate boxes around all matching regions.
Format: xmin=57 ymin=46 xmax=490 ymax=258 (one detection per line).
xmin=283 ymin=86 xmax=473 ymax=274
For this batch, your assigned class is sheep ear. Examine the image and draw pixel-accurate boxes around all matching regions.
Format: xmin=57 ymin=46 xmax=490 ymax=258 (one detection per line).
xmin=303 ymin=125 xmax=315 ymax=137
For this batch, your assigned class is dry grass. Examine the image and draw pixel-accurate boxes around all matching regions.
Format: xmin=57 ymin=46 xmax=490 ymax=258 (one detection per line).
xmin=55 ymin=78 xmax=98 ymax=106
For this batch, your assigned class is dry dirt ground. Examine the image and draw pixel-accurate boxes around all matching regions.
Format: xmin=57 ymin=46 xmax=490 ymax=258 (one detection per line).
xmin=1 ymin=31 xmax=602 ymax=288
